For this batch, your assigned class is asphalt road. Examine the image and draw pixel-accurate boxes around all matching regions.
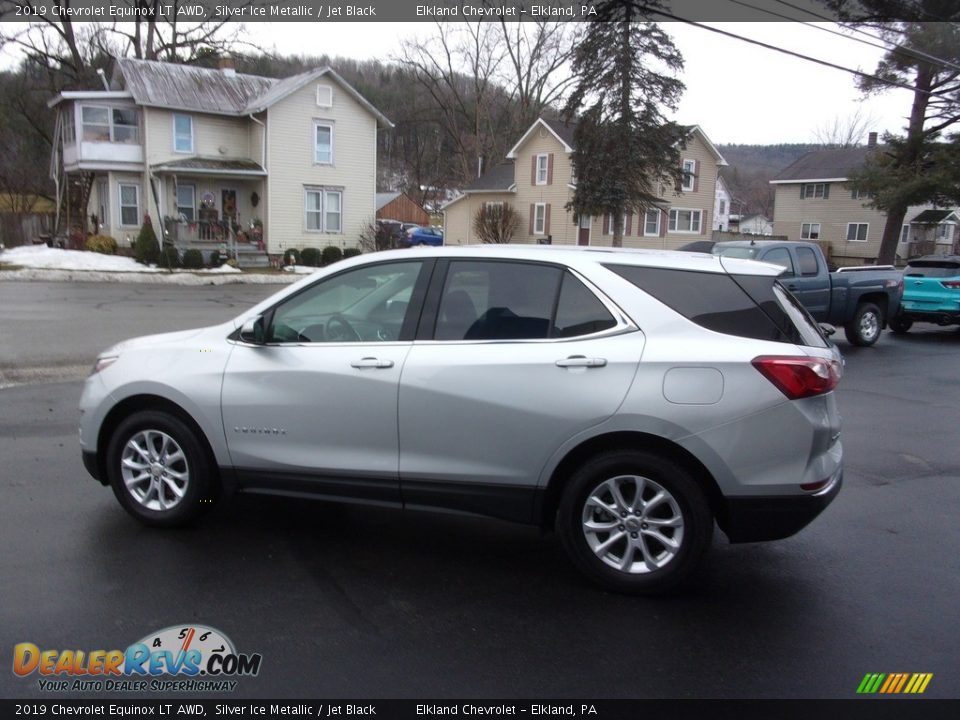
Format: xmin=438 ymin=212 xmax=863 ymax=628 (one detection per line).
xmin=1 ymin=281 xmax=958 ymax=700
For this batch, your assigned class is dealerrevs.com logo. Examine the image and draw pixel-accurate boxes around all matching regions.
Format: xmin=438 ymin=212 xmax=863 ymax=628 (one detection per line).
xmin=13 ymin=624 xmax=262 ymax=692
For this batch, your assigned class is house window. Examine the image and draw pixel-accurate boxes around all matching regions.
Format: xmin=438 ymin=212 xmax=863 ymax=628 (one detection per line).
xmin=118 ymin=183 xmax=140 ymax=227
xmin=173 ymin=114 xmax=193 ymax=153
xmin=800 ymin=222 xmax=821 ymax=240
xmin=900 ymin=224 xmax=910 ymax=243
xmin=533 ymin=203 xmax=547 ymax=235
xmin=681 ymin=159 xmax=696 ymax=191
xmin=62 ymin=108 xmax=76 ymax=145
xmin=305 ymin=188 xmax=343 ymax=233
xmin=485 ymin=201 xmax=504 ymax=211
xmin=605 ymin=213 xmax=628 ymax=235
xmin=97 ymin=180 xmax=108 ymax=230
xmin=176 ymin=184 xmax=196 ymax=222
xmin=719 ymin=199 xmax=726 ymax=214
xmin=846 ymin=222 xmax=868 ymax=242
xmin=669 ymin=208 xmax=702 ymax=233
xmin=644 ymin=208 xmax=660 ymax=236
xmin=535 ymin=154 xmax=548 ymax=185
xmin=801 ymin=183 xmax=829 ymax=199
xmin=851 ymin=188 xmax=872 ymax=200
xmin=938 ymin=224 xmax=953 ymax=241
xmin=316 ymin=85 xmax=333 ymax=107
xmin=314 ymin=122 xmax=334 ymax=164
xmin=81 ymin=106 xmax=111 ymax=142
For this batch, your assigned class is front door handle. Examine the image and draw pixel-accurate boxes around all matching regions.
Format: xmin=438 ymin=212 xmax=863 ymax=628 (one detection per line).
xmin=555 ymin=356 xmax=607 ymax=368
xmin=350 ymin=357 xmax=394 ymax=369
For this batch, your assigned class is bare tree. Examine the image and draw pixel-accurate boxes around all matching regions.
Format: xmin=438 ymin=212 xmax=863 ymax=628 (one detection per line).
xmin=813 ymin=107 xmax=877 ymax=148
xmin=472 ymin=203 xmax=521 ymax=243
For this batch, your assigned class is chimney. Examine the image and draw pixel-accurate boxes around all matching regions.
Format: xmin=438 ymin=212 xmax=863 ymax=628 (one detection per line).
xmin=219 ymin=56 xmax=236 ymax=77
xmin=477 ymin=155 xmax=486 ymax=178
xmin=867 ymin=132 xmax=878 ymax=148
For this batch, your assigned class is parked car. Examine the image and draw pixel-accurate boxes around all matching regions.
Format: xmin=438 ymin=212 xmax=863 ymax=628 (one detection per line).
xmin=889 ymin=255 xmax=960 ymax=333
xmin=408 ymin=226 xmax=443 ymax=246
xmin=79 ymin=246 xmax=843 ymax=594
xmin=712 ymin=240 xmax=903 ymax=346
xmin=401 ymin=223 xmax=422 ymax=236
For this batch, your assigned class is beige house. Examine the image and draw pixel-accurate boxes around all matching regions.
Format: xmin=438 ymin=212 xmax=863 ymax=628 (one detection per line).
xmin=49 ymin=58 xmax=391 ymax=265
xmin=443 ymin=117 xmax=727 ymax=248
xmin=770 ymin=142 xmax=958 ymax=263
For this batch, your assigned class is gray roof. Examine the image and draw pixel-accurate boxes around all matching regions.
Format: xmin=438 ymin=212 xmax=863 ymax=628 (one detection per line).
xmin=773 ymin=147 xmax=872 ymax=182
xmin=464 ymin=162 xmax=516 ymax=192
xmin=376 ymin=192 xmax=402 ymax=210
xmin=541 ymin=117 xmax=577 ymax=149
xmin=151 ymin=157 xmax=267 ymax=175
xmin=910 ymin=209 xmax=957 ymax=224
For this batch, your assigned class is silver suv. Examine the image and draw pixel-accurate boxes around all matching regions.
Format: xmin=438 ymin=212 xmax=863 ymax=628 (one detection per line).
xmin=79 ymin=246 xmax=843 ymax=593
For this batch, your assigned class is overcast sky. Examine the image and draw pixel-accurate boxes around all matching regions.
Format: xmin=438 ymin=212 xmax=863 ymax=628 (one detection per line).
xmin=2 ymin=20 xmax=920 ymax=145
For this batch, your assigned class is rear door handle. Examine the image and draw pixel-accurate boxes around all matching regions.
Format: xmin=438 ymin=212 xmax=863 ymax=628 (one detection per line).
xmin=350 ymin=357 xmax=394 ymax=369
xmin=555 ymin=356 xmax=607 ymax=368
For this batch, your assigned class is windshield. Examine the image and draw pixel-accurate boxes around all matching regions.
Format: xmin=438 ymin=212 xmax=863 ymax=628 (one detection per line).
xmin=712 ymin=246 xmax=759 ymax=260
xmin=904 ymin=261 xmax=960 ymax=278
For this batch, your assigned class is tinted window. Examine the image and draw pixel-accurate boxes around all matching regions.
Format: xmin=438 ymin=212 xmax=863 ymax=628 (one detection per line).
xmin=554 ymin=272 xmax=617 ymax=338
xmin=435 ymin=261 xmax=561 ymax=341
xmin=712 ymin=246 xmax=759 ymax=260
xmin=605 ymin=265 xmax=827 ymax=347
xmin=796 ymin=247 xmax=820 ymax=276
xmin=761 ymin=247 xmax=794 ymax=276
xmin=904 ymin=261 xmax=960 ymax=278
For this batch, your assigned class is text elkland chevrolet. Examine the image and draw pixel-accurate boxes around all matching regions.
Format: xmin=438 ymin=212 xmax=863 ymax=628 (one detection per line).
xmin=79 ymin=246 xmax=843 ymax=593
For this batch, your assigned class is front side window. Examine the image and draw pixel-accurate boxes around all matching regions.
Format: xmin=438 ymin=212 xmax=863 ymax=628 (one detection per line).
xmin=681 ymin=159 xmax=695 ymax=191
xmin=269 ymin=261 xmax=424 ymax=343
xmin=314 ymin=122 xmax=333 ymax=164
xmin=536 ymin=154 xmax=548 ymax=185
xmin=176 ymin=184 xmax=196 ymax=222
xmin=800 ymin=222 xmax=821 ymax=240
xmin=118 ymin=184 xmax=140 ymax=227
xmin=173 ymin=114 xmax=193 ymax=153
xmin=305 ymin=187 xmax=343 ymax=232
xmin=846 ymin=222 xmax=869 ymax=242
xmin=669 ymin=208 xmax=702 ymax=233
xmin=644 ymin=208 xmax=660 ymax=236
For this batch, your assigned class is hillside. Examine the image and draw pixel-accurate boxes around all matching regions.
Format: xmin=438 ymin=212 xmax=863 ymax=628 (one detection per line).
xmin=714 ymin=144 xmax=819 ymax=217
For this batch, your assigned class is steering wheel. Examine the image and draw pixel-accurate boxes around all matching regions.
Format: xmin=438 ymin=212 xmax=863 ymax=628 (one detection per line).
xmin=326 ymin=314 xmax=362 ymax=342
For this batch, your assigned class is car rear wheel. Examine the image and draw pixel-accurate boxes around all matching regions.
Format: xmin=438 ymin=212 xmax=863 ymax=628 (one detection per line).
xmin=889 ymin=314 xmax=913 ymax=334
xmin=845 ymin=301 xmax=883 ymax=346
xmin=106 ymin=410 xmax=214 ymax=527
xmin=557 ymin=450 xmax=713 ymax=594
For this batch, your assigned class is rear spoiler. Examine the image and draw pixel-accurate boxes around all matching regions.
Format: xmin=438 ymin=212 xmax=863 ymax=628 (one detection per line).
xmin=835 ymin=265 xmax=897 ymax=273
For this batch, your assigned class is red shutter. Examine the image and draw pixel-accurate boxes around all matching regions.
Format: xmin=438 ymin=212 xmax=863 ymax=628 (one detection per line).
xmin=531 ymin=156 xmax=537 ymax=186
xmin=625 ymin=212 xmax=633 ymax=236
xmin=660 ymin=209 xmax=668 ymax=237
xmin=547 ymin=154 xmax=554 ymax=185
xmin=529 ymin=204 xmax=535 ymax=235
xmin=603 ymin=215 xmax=610 ymax=234
xmin=545 ymin=204 xmax=551 ymax=235
xmin=693 ymin=160 xmax=700 ymax=192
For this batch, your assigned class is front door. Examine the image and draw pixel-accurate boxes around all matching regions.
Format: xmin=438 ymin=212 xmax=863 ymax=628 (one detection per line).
xmin=578 ymin=214 xmax=591 ymax=246
xmin=221 ymin=259 xmax=430 ymax=504
xmin=221 ymin=188 xmax=237 ymax=225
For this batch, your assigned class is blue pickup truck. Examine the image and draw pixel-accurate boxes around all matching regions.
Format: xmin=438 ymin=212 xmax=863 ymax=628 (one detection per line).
xmin=711 ymin=240 xmax=904 ymax=346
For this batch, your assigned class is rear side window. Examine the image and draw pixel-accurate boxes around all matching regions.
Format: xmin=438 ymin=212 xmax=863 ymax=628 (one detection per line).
xmin=554 ymin=272 xmax=617 ymax=338
xmin=904 ymin=261 xmax=960 ymax=278
xmin=795 ymin=247 xmax=820 ymax=276
xmin=761 ymin=247 xmax=795 ymax=276
xmin=605 ymin=265 xmax=828 ymax=347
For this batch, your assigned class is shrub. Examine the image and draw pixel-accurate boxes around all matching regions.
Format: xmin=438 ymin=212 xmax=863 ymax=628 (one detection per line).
xmin=300 ymin=247 xmax=321 ymax=267
xmin=133 ymin=216 xmax=161 ymax=266
xmin=343 ymin=247 xmax=362 ymax=259
xmin=182 ymin=249 xmax=204 ymax=269
xmin=85 ymin=235 xmax=118 ymax=255
xmin=283 ymin=248 xmax=300 ymax=266
xmin=321 ymin=245 xmax=343 ymax=266
xmin=472 ymin=203 xmax=521 ymax=243
xmin=160 ymin=245 xmax=181 ymax=269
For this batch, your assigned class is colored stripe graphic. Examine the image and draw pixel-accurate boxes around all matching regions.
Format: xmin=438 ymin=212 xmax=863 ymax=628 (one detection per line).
xmin=857 ymin=673 xmax=932 ymax=694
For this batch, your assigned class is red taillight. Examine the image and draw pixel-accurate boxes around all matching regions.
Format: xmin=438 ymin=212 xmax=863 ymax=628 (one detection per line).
xmin=941 ymin=280 xmax=960 ymax=289
xmin=752 ymin=356 xmax=841 ymax=400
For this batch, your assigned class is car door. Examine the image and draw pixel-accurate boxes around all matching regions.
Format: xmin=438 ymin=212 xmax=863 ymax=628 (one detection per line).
xmin=397 ymin=259 xmax=643 ymax=522
xmin=221 ymin=259 xmax=431 ymax=504
xmin=779 ymin=245 xmax=830 ymax=319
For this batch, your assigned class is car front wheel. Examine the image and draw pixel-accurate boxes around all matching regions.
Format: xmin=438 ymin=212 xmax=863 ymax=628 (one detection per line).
xmin=106 ymin=410 xmax=214 ymax=527
xmin=845 ymin=301 xmax=883 ymax=346
xmin=557 ymin=450 xmax=713 ymax=594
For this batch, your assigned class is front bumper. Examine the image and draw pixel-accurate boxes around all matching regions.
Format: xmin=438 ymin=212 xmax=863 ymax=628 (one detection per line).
xmin=719 ymin=469 xmax=842 ymax=543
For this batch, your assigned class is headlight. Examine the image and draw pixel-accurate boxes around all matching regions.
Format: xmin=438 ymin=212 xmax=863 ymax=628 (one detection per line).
xmin=91 ymin=355 xmax=119 ymax=375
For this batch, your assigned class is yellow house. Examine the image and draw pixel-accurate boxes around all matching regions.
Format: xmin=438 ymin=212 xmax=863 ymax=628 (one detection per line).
xmin=443 ymin=117 xmax=727 ymax=248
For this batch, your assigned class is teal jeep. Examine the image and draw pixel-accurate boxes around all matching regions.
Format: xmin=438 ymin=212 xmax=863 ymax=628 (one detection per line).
xmin=890 ymin=255 xmax=960 ymax=332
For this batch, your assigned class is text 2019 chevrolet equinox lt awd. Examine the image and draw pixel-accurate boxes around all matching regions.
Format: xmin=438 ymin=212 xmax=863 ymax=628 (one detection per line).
xmin=79 ymin=246 xmax=843 ymax=593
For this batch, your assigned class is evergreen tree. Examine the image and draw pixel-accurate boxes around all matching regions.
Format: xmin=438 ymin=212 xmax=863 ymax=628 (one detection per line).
xmin=133 ymin=215 xmax=160 ymax=266
xmin=563 ymin=1 xmax=688 ymax=246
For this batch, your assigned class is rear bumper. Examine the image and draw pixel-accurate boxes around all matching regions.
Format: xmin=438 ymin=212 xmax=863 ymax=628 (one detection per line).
xmin=898 ymin=308 xmax=960 ymax=325
xmin=720 ymin=469 xmax=842 ymax=543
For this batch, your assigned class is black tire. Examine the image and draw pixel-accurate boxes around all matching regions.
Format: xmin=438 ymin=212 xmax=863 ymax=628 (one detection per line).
xmin=844 ymin=301 xmax=883 ymax=346
xmin=557 ymin=450 xmax=713 ymax=595
xmin=888 ymin=314 xmax=913 ymax=334
xmin=105 ymin=410 xmax=215 ymax=527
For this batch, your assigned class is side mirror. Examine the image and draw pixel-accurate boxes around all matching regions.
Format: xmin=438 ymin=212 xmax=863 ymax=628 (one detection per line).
xmin=239 ymin=315 xmax=265 ymax=344
xmin=819 ymin=323 xmax=836 ymax=338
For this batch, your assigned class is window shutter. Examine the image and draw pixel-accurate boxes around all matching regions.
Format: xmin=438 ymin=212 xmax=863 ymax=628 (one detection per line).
xmin=660 ymin=210 xmax=668 ymax=237
xmin=823 ymin=184 xmax=830 ymax=199
xmin=701 ymin=209 xmax=709 ymax=235
xmin=545 ymin=204 xmax=551 ymax=235
xmin=547 ymin=154 xmax=554 ymax=185
xmin=801 ymin=184 xmax=806 ymax=199
xmin=693 ymin=160 xmax=700 ymax=192
xmin=529 ymin=204 xmax=535 ymax=235
xmin=531 ymin=156 xmax=537 ymax=185
xmin=603 ymin=215 xmax=610 ymax=234
xmin=625 ymin=212 xmax=633 ymax=236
